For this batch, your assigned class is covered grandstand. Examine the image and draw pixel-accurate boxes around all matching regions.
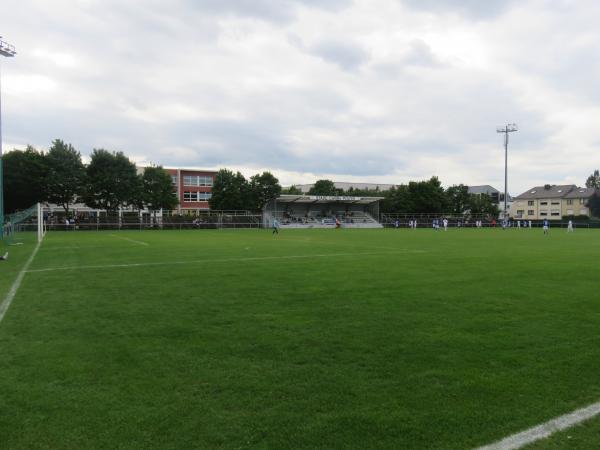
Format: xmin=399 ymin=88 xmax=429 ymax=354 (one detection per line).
xmin=263 ymin=195 xmax=384 ymax=228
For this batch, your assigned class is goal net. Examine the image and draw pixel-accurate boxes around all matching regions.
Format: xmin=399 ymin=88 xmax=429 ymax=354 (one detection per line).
xmin=2 ymin=203 xmax=45 ymax=247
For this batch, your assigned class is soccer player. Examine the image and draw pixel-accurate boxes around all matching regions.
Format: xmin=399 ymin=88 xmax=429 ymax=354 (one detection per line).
xmin=543 ymin=218 xmax=549 ymax=235
xmin=395 ymin=219 xmax=400 ymax=229
xmin=443 ymin=218 xmax=448 ymax=231
xmin=567 ymin=219 xmax=574 ymax=233
xmin=529 ymin=220 xmax=532 ymax=229
xmin=272 ymin=218 xmax=280 ymax=235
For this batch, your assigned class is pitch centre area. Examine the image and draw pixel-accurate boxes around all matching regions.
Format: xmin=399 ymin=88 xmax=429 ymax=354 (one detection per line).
xmin=1 ymin=228 xmax=600 ymax=448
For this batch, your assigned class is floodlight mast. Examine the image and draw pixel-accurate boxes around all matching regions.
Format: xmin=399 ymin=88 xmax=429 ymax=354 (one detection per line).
xmin=0 ymin=37 xmax=16 ymax=241
xmin=496 ymin=124 xmax=518 ymax=219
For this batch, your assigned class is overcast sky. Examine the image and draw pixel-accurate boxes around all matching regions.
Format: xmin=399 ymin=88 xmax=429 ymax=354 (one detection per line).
xmin=1 ymin=0 xmax=599 ymax=193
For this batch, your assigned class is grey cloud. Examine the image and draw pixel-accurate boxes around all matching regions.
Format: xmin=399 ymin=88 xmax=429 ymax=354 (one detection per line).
xmin=401 ymin=0 xmax=517 ymax=19
xmin=403 ymin=40 xmax=441 ymax=67
xmin=373 ymin=40 xmax=442 ymax=76
xmin=309 ymin=39 xmax=369 ymax=70
xmin=181 ymin=0 xmax=351 ymax=24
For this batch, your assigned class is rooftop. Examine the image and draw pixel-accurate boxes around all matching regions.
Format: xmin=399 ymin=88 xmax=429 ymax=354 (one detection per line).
xmin=515 ymin=185 xmax=579 ymax=200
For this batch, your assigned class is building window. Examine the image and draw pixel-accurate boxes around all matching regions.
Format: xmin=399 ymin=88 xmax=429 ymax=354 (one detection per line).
xmin=183 ymin=191 xmax=213 ymax=202
xmin=528 ymin=210 xmax=534 ymax=215
xmin=528 ymin=200 xmax=534 ymax=206
xmin=171 ymin=175 xmax=178 ymax=185
xmin=551 ymin=210 xmax=560 ymax=216
xmin=567 ymin=199 xmax=573 ymax=205
xmin=183 ymin=175 xmax=214 ymax=187
xmin=540 ymin=201 xmax=548 ymax=206
xmin=516 ymin=210 xmax=525 ymax=216
xmin=551 ymin=201 xmax=560 ymax=205
xmin=580 ymin=198 xmax=585 ymax=204
xmin=540 ymin=211 xmax=548 ymax=216
xmin=580 ymin=209 xmax=588 ymax=216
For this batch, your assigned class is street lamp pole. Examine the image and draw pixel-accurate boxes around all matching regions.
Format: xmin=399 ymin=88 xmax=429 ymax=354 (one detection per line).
xmin=496 ymin=123 xmax=518 ymax=219
xmin=0 ymin=37 xmax=16 ymax=241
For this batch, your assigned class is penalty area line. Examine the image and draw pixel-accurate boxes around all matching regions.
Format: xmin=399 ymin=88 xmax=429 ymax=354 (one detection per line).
xmin=25 ymin=249 xmax=426 ymax=274
xmin=0 ymin=239 xmax=42 ymax=325
xmin=109 ymin=234 xmax=149 ymax=246
xmin=477 ymin=400 xmax=600 ymax=450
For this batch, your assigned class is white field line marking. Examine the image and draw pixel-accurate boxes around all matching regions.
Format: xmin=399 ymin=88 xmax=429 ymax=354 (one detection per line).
xmin=109 ymin=234 xmax=149 ymax=246
xmin=0 ymin=239 xmax=42 ymax=324
xmin=477 ymin=401 xmax=600 ymax=450
xmin=26 ymin=249 xmax=426 ymax=274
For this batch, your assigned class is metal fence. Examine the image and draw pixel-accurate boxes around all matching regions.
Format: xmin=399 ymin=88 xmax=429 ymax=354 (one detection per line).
xmin=15 ymin=210 xmax=264 ymax=232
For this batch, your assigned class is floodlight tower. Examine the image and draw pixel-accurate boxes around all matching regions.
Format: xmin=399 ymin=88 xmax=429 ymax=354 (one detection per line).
xmin=496 ymin=123 xmax=518 ymax=219
xmin=0 ymin=37 xmax=16 ymax=240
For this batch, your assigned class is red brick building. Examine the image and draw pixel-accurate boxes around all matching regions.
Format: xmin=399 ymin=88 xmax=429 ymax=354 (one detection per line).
xmin=164 ymin=168 xmax=217 ymax=212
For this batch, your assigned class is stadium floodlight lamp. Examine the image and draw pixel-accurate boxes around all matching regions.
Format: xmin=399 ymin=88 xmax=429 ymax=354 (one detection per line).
xmin=0 ymin=36 xmax=16 ymax=242
xmin=496 ymin=123 xmax=519 ymax=220
xmin=0 ymin=38 xmax=16 ymax=57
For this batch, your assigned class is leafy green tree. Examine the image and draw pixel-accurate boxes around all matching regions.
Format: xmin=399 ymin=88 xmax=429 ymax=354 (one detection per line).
xmin=142 ymin=166 xmax=178 ymax=216
xmin=308 ymin=179 xmax=339 ymax=196
xmin=248 ymin=171 xmax=282 ymax=211
xmin=588 ymin=193 xmax=600 ymax=218
xmin=407 ymin=176 xmax=447 ymax=213
xmin=209 ymin=169 xmax=250 ymax=211
xmin=468 ymin=193 xmax=498 ymax=217
xmin=446 ymin=184 xmax=471 ymax=214
xmin=2 ymin=146 xmax=48 ymax=213
xmin=586 ymin=170 xmax=600 ymax=189
xmin=343 ymin=186 xmax=385 ymax=197
xmin=381 ymin=185 xmax=414 ymax=213
xmin=84 ymin=149 xmax=139 ymax=211
xmin=281 ymin=185 xmax=303 ymax=195
xmin=46 ymin=139 xmax=86 ymax=214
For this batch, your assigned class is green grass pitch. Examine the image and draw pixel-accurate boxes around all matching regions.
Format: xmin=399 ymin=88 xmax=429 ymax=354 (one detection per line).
xmin=1 ymin=228 xmax=600 ymax=449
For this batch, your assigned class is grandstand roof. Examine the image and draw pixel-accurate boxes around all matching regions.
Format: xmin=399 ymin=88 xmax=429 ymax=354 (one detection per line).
xmin=276 ymin=195 xmax=384 ymax=204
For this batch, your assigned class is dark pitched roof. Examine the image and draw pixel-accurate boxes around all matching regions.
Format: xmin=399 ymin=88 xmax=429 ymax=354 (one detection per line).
xmin=468 ymin=185 xmax=499 ymax=195
xmin=564 ymin=187 xmax=597 ymax=199
xmin=515 ymin=185 xmax=576 ymax=200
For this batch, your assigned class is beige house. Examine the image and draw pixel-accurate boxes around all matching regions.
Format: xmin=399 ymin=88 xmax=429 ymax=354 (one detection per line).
xmin=510 ymin=185 xmax=597 ymax=220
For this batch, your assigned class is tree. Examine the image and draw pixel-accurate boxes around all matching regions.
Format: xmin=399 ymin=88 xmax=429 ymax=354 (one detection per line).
xmin=281 ymin=185 xmax=303 ymax=195
xmin=142 ymin=166 xmax=178 ymax=216
xmin=2 ymin=146 xmax=48 ymax=213
xmin=407 ymin=176 xmax=447 ymax=213
xmin=308 ymin=179 xmax=339 ymax=196
xmin=468 ymin=193 xmax=498 ymax=217
xmin=588 ymin=193 xmax=600 ymax=218
xmin=84 ymin=149 xmax=139 ymax=211
xmin=45 ymin=139 xmax=86 ymax=214
xmin=586 ymin=170 xmax=600 ymax=189
xmin=209 ymin=169 xmax=250 ymax=211
xmin=446 ymin=184 xmax=471 ymax=214
xmin=248 ymin=171 xmax=282 ymax=211
xmin=381 ymin=184 xmax=414 ymax=213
